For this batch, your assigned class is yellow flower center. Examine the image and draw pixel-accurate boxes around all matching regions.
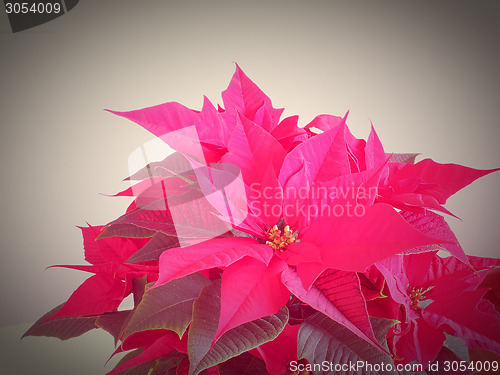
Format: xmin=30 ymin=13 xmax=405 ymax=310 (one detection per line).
xmin=408 ymin=286 xmax=427 ymax=311
xmin=266 ymin=225 xmax=296 ymax=251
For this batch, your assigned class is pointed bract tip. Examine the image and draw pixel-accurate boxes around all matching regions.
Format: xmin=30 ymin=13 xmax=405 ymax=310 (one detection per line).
xmin=104 ymin=108 xmax=129 ymax=118
xmin=369 ymin=119 xmax=376 ymax=131
xmin=232 ymin=62 xmax=250 ymax=79
xmin=202 ymin=95 xmax=215 ymax=109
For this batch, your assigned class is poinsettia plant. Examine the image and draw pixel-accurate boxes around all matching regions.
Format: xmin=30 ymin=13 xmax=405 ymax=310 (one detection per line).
xmin=23 ymin=65 xmax=500 ymax=375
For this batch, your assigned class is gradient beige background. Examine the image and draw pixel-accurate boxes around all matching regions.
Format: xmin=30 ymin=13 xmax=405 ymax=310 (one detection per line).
xmin=1 ymin=0 xmax=499 ymax=373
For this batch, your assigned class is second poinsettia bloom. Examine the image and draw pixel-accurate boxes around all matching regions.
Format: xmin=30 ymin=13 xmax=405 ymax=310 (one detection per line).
xmin=366 ymin=252 xmax=500 ymax=366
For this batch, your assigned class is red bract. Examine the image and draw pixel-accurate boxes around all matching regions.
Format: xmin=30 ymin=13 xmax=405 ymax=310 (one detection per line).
xmin=46 ymin=225 xmax=156 ymax=321
xmin=367 ymin=251 xmax=500 ymax=366
xmin=24 ymin=65 xmax=500 ymax=375
xmin=378 ymin=159 xmax=499 ymax=217
xmin=250 ymin=323 xmax=300 ymax=374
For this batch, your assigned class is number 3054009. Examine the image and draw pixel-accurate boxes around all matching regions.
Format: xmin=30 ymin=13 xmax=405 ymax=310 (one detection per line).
xmin=5 ymin=2 xmax=62 ymax=14
xmin=443 ymin=361 xmax=499 ymax=373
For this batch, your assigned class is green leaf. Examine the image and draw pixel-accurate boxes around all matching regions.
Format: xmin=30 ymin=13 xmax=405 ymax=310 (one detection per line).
xmin=190 ymin=307 xmax=289 ymax=375
xmin=126 ymin=232 xmax=180 ymax=263
xmin=125 ymin=152 xmax=194 ymax=181
xmin=429 ymin=346 xmax=472 ymax=375
xmin=96 ymin=310 xmax=131 ymax=345
xmin=124 ymin=273 xmax=210 ymax=340
xmin=370 ymin=317 xmax=398 ymax=354
xmin=22 ymin=303 xmax=97 ymax=341
xmin=386 ymin=153 xmax=419 ymax=164
xmin=111 ymin=348 xmax=156 ymax=375
xmin=443 ymin=333 xmax=470 ymax=362
xmin=131 ymin=275 xmax=149 ymax=307
xmin=297 ymin=313 xmax=397 ymax=375
xmin=150 ymin=356 xmax=183 ymax=375
xmin=97 ymin=223 xmax=156 ymax=240
xmin=188 ymin=280 xmax=222 ymax=372
xmin=218 ymin=352 xmax=267 ymax=375
xmin=107 ymin=189 xmax=230 ymax=241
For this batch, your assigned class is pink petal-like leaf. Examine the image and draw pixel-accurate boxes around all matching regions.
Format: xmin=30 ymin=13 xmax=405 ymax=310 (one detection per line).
xmin=280 ymin=112 xmax=349 ymax=190
xmin=108 ymin=98 xmax=228 ymax=163
xmin=80 ymin=225 xmax=150 ymax=264
xmin=303 ymin=114 xmax=345 ymax=133
xmin=255 ymin=323 xmax=299 ymax=375
xmin=385 ymin=158 xmax=499 ymax=205
xmin=290 ymin=157 xmax=389 ymax=230
xmin=155 ymin=237 xmax=273 ymax=288
xmin=221 ymin=114 xmax=285 ymax=226
xmin=295 ymin=203 xmax=444 ymax=273
xmin=378 ymin=191 xmax=459 ymax=218
xmin=400 ymin=210 xmax=470 ymax=265
xmin=468 ymin=256 xmax=500 ymax=271
xmin=269 ymin=115 xmax=307 ymax=151
xmin=423 ymin=289 xmax=500 ymax=355
xmin=295 ymin=261 xmax=328 ymax=290
xmin=374 ymin=256 xmax=412 ymax=321
xmin=216 ymin=257 xmax=290 ymax=340
xmin=221 ymin=63 xmax=283 ymax=130
xmin=392 ymin=318 xmax=446 ymax=366
xmin=365 ymin=124 xmax=387 ymax=178
xmin=48 ymin=274 xmax=129 ymax=320
xmin=404 ymin=252 xmax=483 ymax=295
